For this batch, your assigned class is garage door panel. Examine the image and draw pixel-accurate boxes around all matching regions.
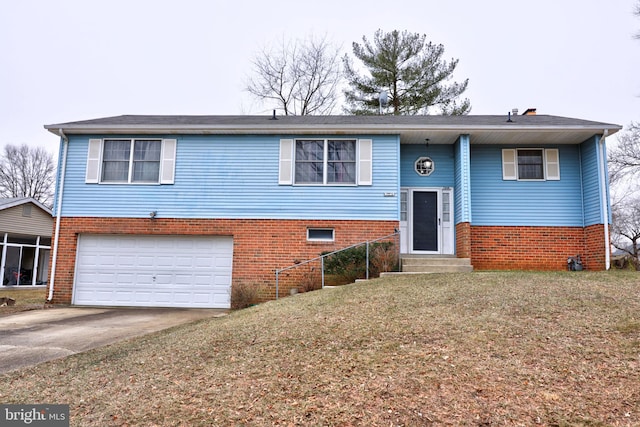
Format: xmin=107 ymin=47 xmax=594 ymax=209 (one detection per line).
xmin=216 ymin=256 xmax=233 ymax=268
xmin=151 ymin=292 xmax=173 ymax=303
xmin=132 ymin=273 xmax=155 ymax=285
xmin=157 ymin=255 xmax=177 ymax=267
xmin=172 ymin=275 xmax=193 ymax=286
xmin=78 ymin=253 xmax=98 ymax=265
xmin=175 ymin=256 xmax=195 ymax=268
xmin=94 ymin=254 xmax=117 ymax=267
xmin=131 ymin=291 xmax=153 ymax=304
xmin=212 ymin=294 xmax=229 ymax=305
xmin=94 ymin=272 xmax=117 ymax=284
xmin=74 ymin=235 xmax=232 ymax=308
xmin=172 ymin=292 xmax=193 ymax=303
xmin=154 ymin=273 xmax=173 ymax=285
xmin=116 ymin=292 xmax=138 ymax=303
xmin=114 ymin=273 xmax=136 ymax=286
xmin=191 ymin=274 xmax=216 ymax=285
xmin=132 ymin=255 xmax=154 ymax=267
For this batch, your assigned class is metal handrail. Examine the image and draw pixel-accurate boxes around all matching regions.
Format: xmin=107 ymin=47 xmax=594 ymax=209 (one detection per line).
xmin=275 ymin=230 xmax=400 ymax=299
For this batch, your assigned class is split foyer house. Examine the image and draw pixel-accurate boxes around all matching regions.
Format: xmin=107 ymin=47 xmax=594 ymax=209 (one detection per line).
xmin=43 ymin=112 xmax=621 ymax=309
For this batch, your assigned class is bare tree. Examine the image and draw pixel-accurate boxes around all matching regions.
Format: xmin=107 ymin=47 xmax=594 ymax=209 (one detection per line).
xmin=611 ymin=197 xmax=640 ymax=270
xmin=246 ymin=35 xmax=343 ymax=115
xmin=609 ymin=122 xmax=640 ymax=185
xmin=635 ymin=1 xmax=640 ymax=39
xmin=0 ymin=144 xmax=55 ymax=207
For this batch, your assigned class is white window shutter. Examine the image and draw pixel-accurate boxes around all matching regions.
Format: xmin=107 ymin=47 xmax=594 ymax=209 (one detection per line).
xmin=545 ymin=148 xmax=560 ymax=180
xmin=160 ymin=139 xmax=177 ymax=184
xmin=85 ymin=139 xmax=102 ymax=183
xmin=357 ymin=139 xmax=373 ymax=185
xmin=502 ymin=149 xmax=517 ymax=180
xmin=279 ymin=139 xmax=294 ymax=185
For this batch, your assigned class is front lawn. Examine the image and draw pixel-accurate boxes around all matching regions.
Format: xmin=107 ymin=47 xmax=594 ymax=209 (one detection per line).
xmin=0 ymin=287 xmax=46 ymax=316
xmin=1 ymin=272 xmax=639 ymax=426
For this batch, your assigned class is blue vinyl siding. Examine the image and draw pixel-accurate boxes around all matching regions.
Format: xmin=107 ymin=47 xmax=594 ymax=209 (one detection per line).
xmin=470 ymin=145 xmax=584 ymax=226
xmin=52 ymin=138 xmax=65 ymax=215
xmin=400 ymin=144 xmax=455 ymax=187
xmin=603 ymin=139 xmax=612 ymax=224
xmin=581 ymin=136 xmax=604 ymax=225
xmin=454 ymin=135 xmax=471 ymax=224
xmin=58 ymin=134 xmax=400 ymax=220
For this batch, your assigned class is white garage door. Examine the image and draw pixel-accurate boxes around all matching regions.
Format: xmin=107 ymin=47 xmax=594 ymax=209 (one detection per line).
xmin=74 ymin=235 xmax=233 ymax=308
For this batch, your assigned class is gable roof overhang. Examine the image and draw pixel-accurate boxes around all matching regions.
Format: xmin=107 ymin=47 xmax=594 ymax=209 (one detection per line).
xmin=45 ymin=114 xmax=622 ymax=146
xmin=0 ymin=197 xmax=52 ymax=216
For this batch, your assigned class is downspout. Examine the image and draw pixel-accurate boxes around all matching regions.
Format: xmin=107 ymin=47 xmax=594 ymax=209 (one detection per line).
xmin=599 ymin=130 xmax=610 ymax=270
xmin=47 ymin=129 xmax=69 ymax=302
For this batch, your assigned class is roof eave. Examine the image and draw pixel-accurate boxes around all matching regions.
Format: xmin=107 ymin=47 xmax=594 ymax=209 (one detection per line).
xmin=45 ymin=123 xmax=622 ymax=136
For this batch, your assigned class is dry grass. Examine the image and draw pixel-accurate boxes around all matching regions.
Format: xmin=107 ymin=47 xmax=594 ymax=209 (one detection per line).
xmin=1 ymin=272 xmax=639 ymax=426
xmin=0 ymin=287 xmax=46 ymax=316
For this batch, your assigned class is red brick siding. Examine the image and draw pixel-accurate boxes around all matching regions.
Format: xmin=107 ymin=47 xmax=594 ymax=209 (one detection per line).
xmin=469 ymin=225 xmax=607 ymax=271
xmin=47 ymin=217 xmax=398 ymax=305
xmin=583 ymin=224 xmax=607 ymax=270
xmin=455 ymin=222 xmax=471 ymax=258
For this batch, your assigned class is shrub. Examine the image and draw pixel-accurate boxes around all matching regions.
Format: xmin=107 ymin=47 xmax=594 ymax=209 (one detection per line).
xmin=322 ymin=241 xmax=397 ymax=285
xmin=231 ymin=282 xmax=259 ymax=310
xmin=371 ymin=242 xmax=399 ymax=274
xmin=299 ymin=266 xmax=322 ymax=292
xmin=323 ymin=246 xmax=367 ymax=284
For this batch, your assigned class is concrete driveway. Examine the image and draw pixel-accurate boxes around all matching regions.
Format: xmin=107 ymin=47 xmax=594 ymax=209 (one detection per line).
xmin=0 ymin=307 xmax=227 ymax=373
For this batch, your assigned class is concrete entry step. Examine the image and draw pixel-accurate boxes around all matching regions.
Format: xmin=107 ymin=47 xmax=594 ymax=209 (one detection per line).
xmin=399 ymin=256 xmax=473 ymax=273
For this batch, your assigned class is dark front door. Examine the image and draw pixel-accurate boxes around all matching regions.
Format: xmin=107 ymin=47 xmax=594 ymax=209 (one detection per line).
xmin=412 ymin=191 xmax=438 ymax=252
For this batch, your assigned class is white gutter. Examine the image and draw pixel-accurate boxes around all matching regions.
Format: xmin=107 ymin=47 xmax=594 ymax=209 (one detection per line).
xmin=47 ymin=129 xmax=69 ymax=301
xmin=599 ymin=130 xmax=610 ymax=270
xmin=45 ymin=124 xmax=616 ymax=135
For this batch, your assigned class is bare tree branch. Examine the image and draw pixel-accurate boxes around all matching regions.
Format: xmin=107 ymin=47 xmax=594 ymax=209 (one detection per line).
xmin=611 ymin=196 xmax=640 ymax=269
xmin=0 ymin=144 xmax=55 ymax=208
xmin=609 ymin=122 xmax=640 ymax=186
xmin=635 ymin=1 xmax=640 ymax=39
xmin=246 ymin=35 xmax=343 ymax=115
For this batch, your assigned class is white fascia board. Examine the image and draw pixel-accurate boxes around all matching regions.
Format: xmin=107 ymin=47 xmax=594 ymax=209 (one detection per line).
xmin=45 ymin=123 xmax=622 ymax=136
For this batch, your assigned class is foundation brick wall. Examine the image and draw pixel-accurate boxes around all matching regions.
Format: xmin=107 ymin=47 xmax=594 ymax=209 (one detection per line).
xmin=47 ymin=217 xmax=398 ymax=305
xmin=455 ymin=222 xmax=471 ymax=258
xmin=469 ymin=225 xmax=607 ymax=271
xmin=583 ymin=224 xmax=607 ymax=270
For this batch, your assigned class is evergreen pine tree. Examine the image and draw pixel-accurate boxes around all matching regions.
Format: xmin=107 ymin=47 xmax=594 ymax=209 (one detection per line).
xmin=343 ymin=29 xmax=470 ymax=115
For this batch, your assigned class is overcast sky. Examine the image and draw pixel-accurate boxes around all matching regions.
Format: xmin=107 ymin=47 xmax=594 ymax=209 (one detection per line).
xmin=1 ymin=0 xmax=638 ymax=154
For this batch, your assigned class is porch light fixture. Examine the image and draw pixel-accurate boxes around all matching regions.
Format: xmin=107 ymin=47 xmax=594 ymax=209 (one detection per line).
xmin=149 ymin=211 xmax=157 ymax=219
xmin=415 ymin=139 xmax=435 ymax=176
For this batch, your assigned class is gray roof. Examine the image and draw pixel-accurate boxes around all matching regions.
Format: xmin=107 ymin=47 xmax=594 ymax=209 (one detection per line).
xmin=46 ymin=113 xmax=620 ymax=128
xmin=45 ymin=114 xmax=622 ymax=145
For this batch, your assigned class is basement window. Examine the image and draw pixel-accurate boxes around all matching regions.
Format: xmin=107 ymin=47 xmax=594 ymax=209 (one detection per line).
xmin=307 ymin=228 xmax=335 ymax=242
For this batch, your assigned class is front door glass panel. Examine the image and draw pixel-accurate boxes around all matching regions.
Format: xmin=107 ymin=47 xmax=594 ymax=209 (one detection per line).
xmin=412 ymin=191 xmax=438 ymax=251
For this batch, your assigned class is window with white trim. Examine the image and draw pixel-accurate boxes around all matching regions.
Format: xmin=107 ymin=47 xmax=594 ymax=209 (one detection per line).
xmin=102 ymin=139 xmax=161 ymax=182
xmin=307 ymin=228 xmax=335 ymax=241
xmin=295 ymin=139 xmax=356 ymax=184
xmin=279 ymin=138 xmax=372 ymax=186
xmin=502 ymin=148 xmax=560 ymax=181
xmin=400 ymin=190 xmax=408 ymax=221
xmin=85 ymin=138 xmax=177 ymax=184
